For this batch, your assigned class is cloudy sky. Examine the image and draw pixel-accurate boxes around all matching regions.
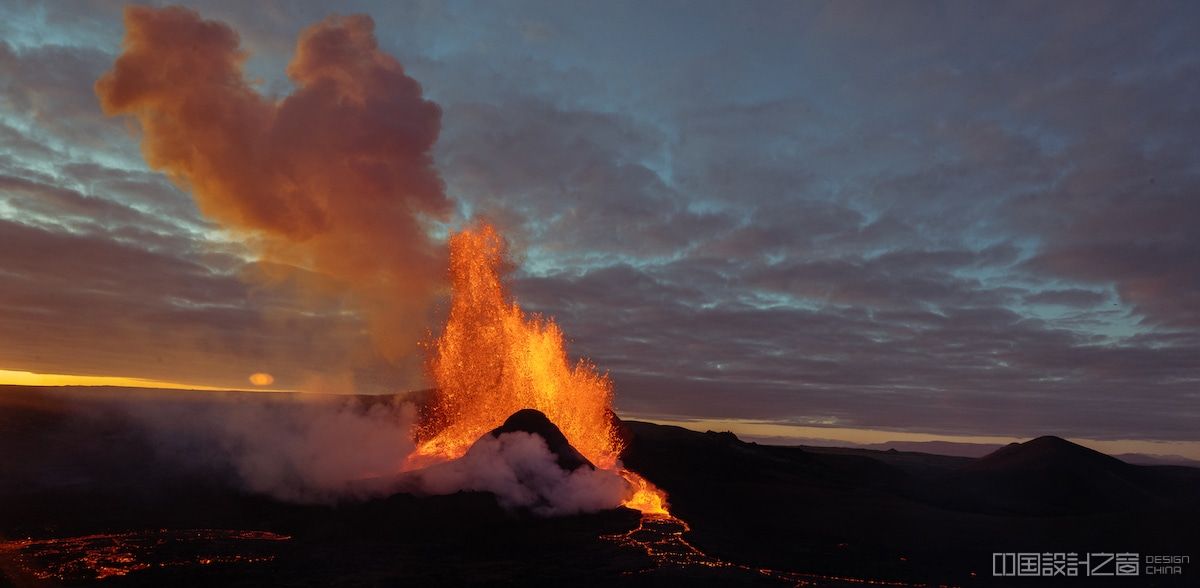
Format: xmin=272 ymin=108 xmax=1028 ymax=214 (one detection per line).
xmin=1 ymin=1 xmax=1197 ymax=452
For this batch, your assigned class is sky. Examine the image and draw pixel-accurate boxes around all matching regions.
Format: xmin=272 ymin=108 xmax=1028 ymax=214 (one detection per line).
xmin=0 ymin=1 xmax=1197 ymax=451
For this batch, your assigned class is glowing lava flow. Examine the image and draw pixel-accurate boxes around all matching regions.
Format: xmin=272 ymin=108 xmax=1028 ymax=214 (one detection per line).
xmin=408 ymin=223 xmax=668 ymax=514
xmin=618 ymin=469 xmax=670 ymax=516
xmin=603 ymin=516 xmax=940 ymax=587
xmin=0 ymin=529 xmax=288 ymax=581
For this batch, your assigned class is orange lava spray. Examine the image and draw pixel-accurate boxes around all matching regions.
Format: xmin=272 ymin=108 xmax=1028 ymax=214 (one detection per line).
xmin=413 ymin=223 xmax=668 ymax=514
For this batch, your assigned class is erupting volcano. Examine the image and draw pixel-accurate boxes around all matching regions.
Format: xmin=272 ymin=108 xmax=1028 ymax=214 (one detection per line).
xmin=409 ymin=223 xmax=669 ymax=516
xmin=89 ymin=3 xmax=666 ymax=518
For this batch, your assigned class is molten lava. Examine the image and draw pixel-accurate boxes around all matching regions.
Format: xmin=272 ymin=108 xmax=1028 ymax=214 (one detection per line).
xmin=619 ymin=470 xmax=670 ymax=516
xmin=410 ymin=223 xmax=668 ymax=514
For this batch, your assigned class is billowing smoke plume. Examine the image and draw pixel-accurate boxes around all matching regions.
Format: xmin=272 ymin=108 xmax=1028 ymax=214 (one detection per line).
xmin=111 ymin=393 xmax=628 ymax=512
xmin=121 ymin=393 xmax=418 ymax=503
xmin=96 ymin=6 xmax=450 ymax=373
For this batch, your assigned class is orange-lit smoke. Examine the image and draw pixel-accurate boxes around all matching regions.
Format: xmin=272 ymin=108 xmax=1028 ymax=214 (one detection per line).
xmin=96 ymin=6 xmax=449 ymax=369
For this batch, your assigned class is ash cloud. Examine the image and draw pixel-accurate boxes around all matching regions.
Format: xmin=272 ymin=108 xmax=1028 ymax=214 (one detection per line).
xmin=95 ymin=6 xmax=451 ymax=380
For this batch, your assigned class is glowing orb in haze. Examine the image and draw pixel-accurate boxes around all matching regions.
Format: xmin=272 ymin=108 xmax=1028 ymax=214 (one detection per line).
xmin=248 ymin=373 xmax=274 ymax=386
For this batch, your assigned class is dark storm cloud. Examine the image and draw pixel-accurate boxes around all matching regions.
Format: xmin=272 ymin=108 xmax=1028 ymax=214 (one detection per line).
xmin=1023 ymin=289 xmax=1109 ymax=308
xmin=59 ymin=162 xmax=209 ymax=227
xmin=0 ymin=173 xmax=177 ymax=233
xmin=0 ymin=39 xmax=124 ymax=147
xmin=513 ymin=263 xmax=1199 ymax=441
xmin=437 ymin=98 xmax=729 ymax=260
xmin=1018 ymin=175 xmax=1200 ymax=327
xmin=1 ymin=1 xmax=1197 ymax=443
xmin=0 ymin=122 xmax=58 ymax=161
xmin=739 ymin=246 xmax=1024 ymax=310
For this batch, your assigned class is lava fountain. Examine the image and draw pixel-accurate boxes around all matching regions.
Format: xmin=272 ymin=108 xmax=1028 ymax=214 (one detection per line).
xmin=409 ymin=223 xmax=668 ymax=515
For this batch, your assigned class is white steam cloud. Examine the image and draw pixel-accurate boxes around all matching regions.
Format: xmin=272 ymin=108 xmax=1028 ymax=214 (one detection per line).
xmin=411 ymin=431 xmax=630 ymax=516
xmin=106 ymin=393 xmax=629 ymax=515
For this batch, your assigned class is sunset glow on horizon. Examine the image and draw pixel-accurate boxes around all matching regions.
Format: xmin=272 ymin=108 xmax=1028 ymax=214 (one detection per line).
xmin=637 ymin=416 xmax=1200 ymax=462
xmin=248 ymin=373 xmax=276 ymax=387
xmin=0 ymin=369 xmax=290 ymax=393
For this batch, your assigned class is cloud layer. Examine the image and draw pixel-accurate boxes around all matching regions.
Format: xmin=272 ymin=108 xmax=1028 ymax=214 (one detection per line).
xmin=0 ymin=1 xmax=1196 ymax=443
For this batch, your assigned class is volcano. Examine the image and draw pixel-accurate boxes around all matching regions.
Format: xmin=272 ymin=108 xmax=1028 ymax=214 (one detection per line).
xmin=404 ymin=409 xmax=632 ymax=517
xmin=488 ymin=409 xmax=595 ymax=472
xmin=405 ymin=223 xmax=669 ymax=517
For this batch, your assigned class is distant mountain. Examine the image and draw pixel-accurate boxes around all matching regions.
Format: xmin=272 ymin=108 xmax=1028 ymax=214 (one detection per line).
xmin=621 ymin=421 xmax=1200 ymax=585
xmin=1113 ymin=452 xmax=1200 ymax=467
xmin=919 ymin=435 xmax=1186 ymax=516
xmin=861 ymin=440 xmax=1004 ymax=458
xmin=968 ymin=435 xmax=1126 ymax=472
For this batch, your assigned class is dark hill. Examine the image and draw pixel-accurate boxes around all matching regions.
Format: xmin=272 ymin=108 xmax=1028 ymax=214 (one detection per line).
xmin=969 ymin=435 xmax=1128 ymax=473
xmin=620 ymin=420 xmax=1200 ymax=586
xmin=936 ymin=435 xmax=1161 ymax=515
xmin=488 ymin=408 xmax=594 ymax=471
